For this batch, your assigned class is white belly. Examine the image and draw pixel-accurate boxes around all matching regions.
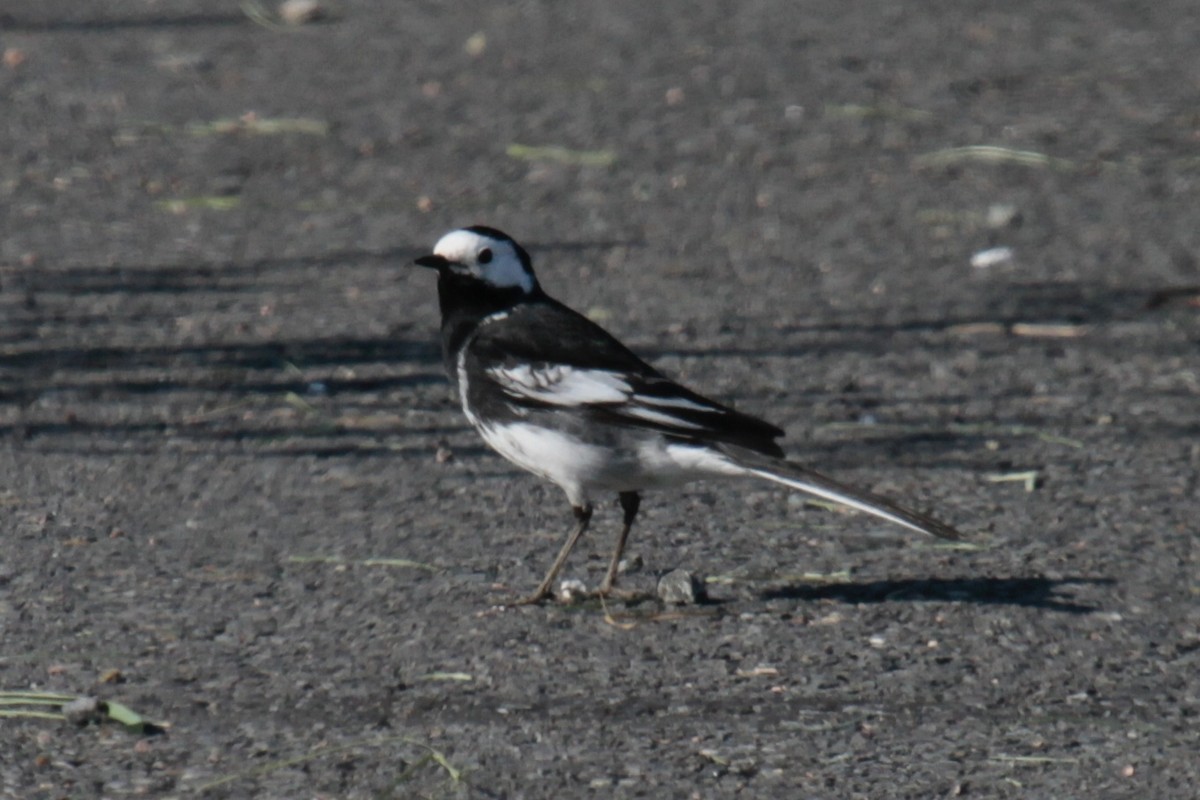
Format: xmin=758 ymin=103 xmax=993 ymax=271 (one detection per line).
xmin=475 ymin=420 xmax=746 ymax=507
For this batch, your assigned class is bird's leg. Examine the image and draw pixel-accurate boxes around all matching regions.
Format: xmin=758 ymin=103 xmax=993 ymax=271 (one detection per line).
xmin=515 ymin=503 xmax=593 ymax=605
xmin=598 ymin=491 xmax=641 ymax=597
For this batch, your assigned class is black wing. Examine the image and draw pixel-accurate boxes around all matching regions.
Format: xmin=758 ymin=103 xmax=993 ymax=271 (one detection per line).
xmin=467 ymin=298 xmax=785 ymax=456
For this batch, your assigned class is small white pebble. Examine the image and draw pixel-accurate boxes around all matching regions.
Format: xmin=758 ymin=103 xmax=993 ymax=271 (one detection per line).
xmin=278 ymin=0 xmax=323 ymax=24
xmin=986 ymin=203 xmax=1020 ymax=229
xmin=970 ymin=246 xmax=1014 ymax=269
xmin=556 ymin=578 xmax=588 ymax=603
xmin=62 ymin=696 xmax=103 ymax=725
xmin=463 ymin=32 xmax=487 ymax=57
xmin=868 ymin=635 xmax=886 ymax=648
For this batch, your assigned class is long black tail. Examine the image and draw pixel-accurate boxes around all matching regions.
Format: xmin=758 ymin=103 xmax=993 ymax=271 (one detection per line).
xmin=721 ymin=445 xmax=963 ymax=541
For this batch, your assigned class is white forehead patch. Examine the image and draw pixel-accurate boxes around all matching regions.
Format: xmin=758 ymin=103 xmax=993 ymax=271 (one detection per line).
xmin=433 ymin=229 xmax=535 ymax=293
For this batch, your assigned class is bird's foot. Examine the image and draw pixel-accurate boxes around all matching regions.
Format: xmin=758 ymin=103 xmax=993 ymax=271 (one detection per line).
xmin=483 ymin=585 xmax=554 ymax=607
xmin=511 ymin=590 xmax=553 ymax=606
xmin=489 ymin=580 xmax=650 ymax=608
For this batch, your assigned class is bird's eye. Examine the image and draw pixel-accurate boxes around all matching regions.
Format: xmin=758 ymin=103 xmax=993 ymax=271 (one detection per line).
xmin=478 ymin=248 xmax=493 ymax=264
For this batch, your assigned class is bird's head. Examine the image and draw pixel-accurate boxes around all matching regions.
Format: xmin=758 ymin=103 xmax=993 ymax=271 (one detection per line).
xmin=414 ymin=226 xmax=538 ymax=295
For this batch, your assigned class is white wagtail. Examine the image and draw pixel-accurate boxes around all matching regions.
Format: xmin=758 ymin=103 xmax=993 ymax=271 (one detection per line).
xmin=414 ymin=226 xmax=962 ymax=603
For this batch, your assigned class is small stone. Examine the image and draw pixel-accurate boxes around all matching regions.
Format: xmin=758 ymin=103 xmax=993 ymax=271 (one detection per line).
xmin=463 ymin=32 xmax=487 ymax=57
xmin=278 ymin=0 xmax=323 ymax=24
xmin=970 ymin=246 xmax=1014 ymax=269
xmin=986 ymin=203 xmax=1021 ymax=229
xmin=556 ymin=578 xmax=588 ymax=603
xmin=657 ymin=569 xmax=706 ymax=605
xmin=62 ymin=696 xmax=104 ymax=726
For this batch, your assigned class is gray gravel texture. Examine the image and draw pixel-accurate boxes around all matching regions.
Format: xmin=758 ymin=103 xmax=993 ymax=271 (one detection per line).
xmin=2 ymin=1 xmax=1199 ymax=798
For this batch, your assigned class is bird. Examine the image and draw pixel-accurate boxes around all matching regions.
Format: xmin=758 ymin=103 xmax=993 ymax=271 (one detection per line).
xmin=413 ymin=225 xmax=963 ymax=604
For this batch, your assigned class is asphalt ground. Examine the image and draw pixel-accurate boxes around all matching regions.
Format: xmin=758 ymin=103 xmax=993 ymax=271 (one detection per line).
xmin=1 ymin=1 xmax=1199 ymax=797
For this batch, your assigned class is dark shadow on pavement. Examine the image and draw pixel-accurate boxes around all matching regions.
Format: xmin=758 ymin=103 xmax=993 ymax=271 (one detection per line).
xmin=762 ymin=576 xmax=1114 ymax=613
xmin=0 ymin=337 xmax=440 ymax=374
xmin=645 ymin=281 xmax=1200 ymax=361
xmin=4 ymin=239 xmax=642 ymax=295
xmin=0 ymin=12 xmax=255 ymax=33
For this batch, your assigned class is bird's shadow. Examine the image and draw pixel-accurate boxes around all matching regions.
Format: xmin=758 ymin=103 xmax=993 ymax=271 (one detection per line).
xmin=761 ymin=576 xmax=1113 ymax=614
